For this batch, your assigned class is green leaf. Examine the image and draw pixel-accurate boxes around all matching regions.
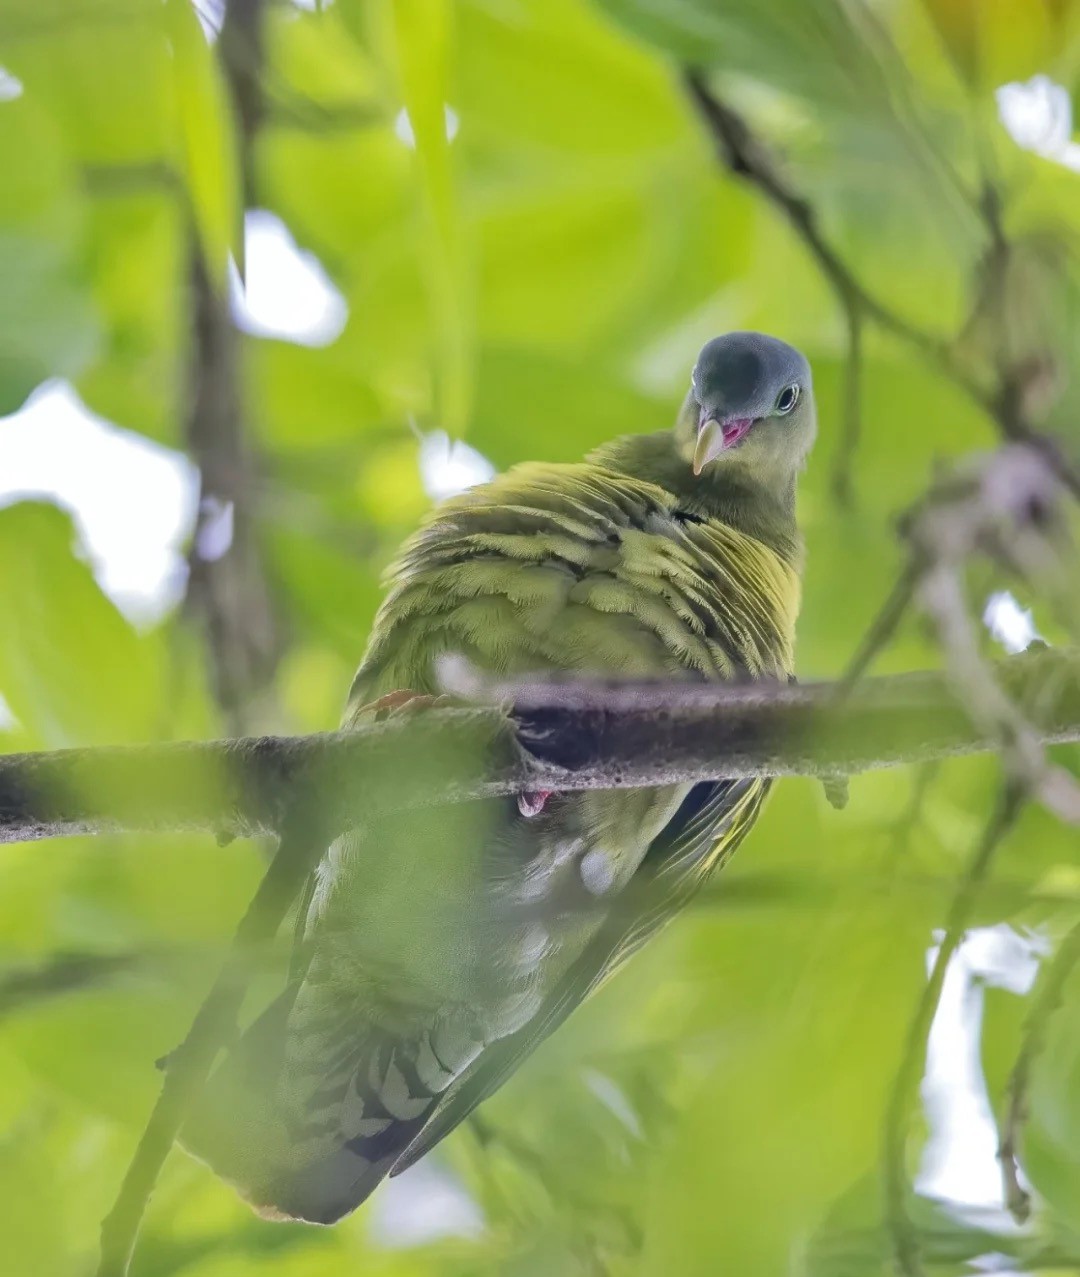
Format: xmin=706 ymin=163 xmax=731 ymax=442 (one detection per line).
xmin=264 ymin=522 xmax=384 ymax=661
xmin=0 ymin=1124 xmax=73 ymax=1277
xmin=0 ymin=96 xmax=98 ymax=411
xmin=4 ymin=983 xmax=186 ymax=1127
xmin=0 ymin=502 xmax=164 ymax=747
xmin=1 ymin=0 xmax=171 ymax=167
xmin=596 ymin=0 xmax=898 ymax=117
xmin=455 ymin=0 xmax=687 ymax=156
xmin=246 ymin=338 xmax=387 ymax=449
xmin=165 ymin=0 xmax=241 ymax=282
xmin=642 ymin=781 xmax=932 ymax=1274
xmin=922 ymin=0 xmax=1071 ymax=89
xmin=469 ymin=345 xmax=669 ymax=465
xmin=386 ymin=0 xmax=473 ymax=434
xmin=75 ymin=190 xmax=184 ymax=443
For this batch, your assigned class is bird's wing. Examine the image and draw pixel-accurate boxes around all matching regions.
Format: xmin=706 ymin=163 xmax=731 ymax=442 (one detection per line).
xmin=346 ymin=460 xmax=799 ymax=705
xmin=321 ymin=461 xmax=792 ymax=1178
xmin=390 ymin=775 xmax=767 ymax=1176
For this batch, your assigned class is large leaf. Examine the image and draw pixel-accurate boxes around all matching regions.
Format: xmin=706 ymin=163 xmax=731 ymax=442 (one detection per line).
xmin=596 ymin=0 xmax=901 ymax=117
xmin=0 ymin=97 xmax=98 ymax=411
xmin=456 ymin=0 xmax=688 ymax=156
xmin=75 ymin=190 xmax=184 ymax=443
xmin=1 ymin=1 xmax=170 ymax=166
xmin=165 ymin=0 xmax=242 ymax=282
xmin=385 ymin=0 xmax=473 ymax=435
xmin=0 ymin=502 xmax=163 ymax=748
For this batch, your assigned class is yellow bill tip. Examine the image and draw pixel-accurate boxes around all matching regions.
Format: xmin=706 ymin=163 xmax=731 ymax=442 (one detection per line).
xmin=693 ymin=418 xmax=725 ymax=476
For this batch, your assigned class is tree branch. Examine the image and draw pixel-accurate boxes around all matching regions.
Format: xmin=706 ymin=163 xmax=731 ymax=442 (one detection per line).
xmin=183 ymin=0 xmax=282 ymax=731
xmin=96 ymin=814 xmax=328 ymax=1277
xmin=882 ymin=784 xmax=1024 ymax=1277
xmin=682 ymin=72 xmax=1080 ymax=504
xmin=1 ymin=648 xmax=1079 ymax=847
xmin=682 ymin=71 xmax=957 ymax=368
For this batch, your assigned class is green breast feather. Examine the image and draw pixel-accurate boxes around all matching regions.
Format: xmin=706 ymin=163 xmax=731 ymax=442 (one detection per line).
xmin=353 ymin=460 xmax=800 ymax=701
xmin=182 ymin=331 xmax=815 ymax=1225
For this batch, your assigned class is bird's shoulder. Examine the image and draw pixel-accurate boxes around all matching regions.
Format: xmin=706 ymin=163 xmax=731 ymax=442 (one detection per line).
xmin=408 ymin=458 xmax=680 ymax=544
xmin=393 ymin=452 xmax=794 ymax=586
xmin=348 ymin=450 xmax=800 ymax=708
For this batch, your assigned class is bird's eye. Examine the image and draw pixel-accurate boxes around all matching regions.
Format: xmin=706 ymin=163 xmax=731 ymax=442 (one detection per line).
xmin=775 ymin=384 xmax=799 ymax=415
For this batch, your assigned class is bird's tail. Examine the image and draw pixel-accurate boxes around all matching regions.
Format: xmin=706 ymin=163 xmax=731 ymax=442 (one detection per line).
xmin=180 ymin=983 xmax=476 ymax=1224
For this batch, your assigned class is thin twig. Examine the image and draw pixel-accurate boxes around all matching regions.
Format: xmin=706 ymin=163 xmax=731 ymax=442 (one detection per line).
xmin=682 ymin=72 xmax=962 ymax=370
xmin=918 ymin=566 xmax=1080 ymax=825
xmin=832 ymin=302 xmax=864 ymax=506
xmin=96 ymin=813 xmax=327 ymax=1277
xmin=884 ymin=761 xmax=939 ymax=862
xmin=682 ymin=72 xmax=1080 ymax=503
xmin=183 ymin=0 xmax=281 ymax=731
xmin=836 ymin=561 xmax=922 ymax=694
xmin=0 ymin=951 xmax=140 ymax=1018
xmin=882 ymin=785 xmax=1024 ymax=1276
xmin=692 ymin=864 xmax=1080 ymax=916
xmin=999 ymin=916 xmax=1080 ymax=1223
xmin=184 ymin=247 xmax=280 ymax=731
xmin=219 ymin=0 xmax=264 ymax=200
xmin=898 ymin=444 xmax=1080 ymax=823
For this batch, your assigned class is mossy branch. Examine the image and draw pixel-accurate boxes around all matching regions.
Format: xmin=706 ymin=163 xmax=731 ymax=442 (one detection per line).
xmin=1 ymin=647 xmax=1079 ymax=848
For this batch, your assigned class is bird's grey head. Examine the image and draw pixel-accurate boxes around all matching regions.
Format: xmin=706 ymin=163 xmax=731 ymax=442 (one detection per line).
xmin=682 ymin=332 xmax=816 ymax=481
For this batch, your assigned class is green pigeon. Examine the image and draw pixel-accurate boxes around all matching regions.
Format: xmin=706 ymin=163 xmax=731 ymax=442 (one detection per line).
xmin=183 ymin=331 xmax=817 ymax=1222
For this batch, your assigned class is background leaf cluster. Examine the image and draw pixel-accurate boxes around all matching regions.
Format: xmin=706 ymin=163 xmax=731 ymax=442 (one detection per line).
xmin=2 ymin=0 xmax=1080 ymax=1273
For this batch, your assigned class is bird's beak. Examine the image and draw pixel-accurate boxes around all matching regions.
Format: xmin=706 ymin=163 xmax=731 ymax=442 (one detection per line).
xmin=693 ymin=413 xmax=755 ymax=475
xmin=693 ymin=419 xmax=725 ymax=475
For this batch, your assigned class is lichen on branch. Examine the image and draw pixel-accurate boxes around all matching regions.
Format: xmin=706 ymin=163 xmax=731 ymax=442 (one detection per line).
xmin=1 ymin=646 xmax=1079 ymax=849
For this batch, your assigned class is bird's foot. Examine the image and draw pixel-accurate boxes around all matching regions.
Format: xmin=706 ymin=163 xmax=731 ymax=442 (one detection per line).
xmin=358 ymin=689 xmax=460 ymax=723
xmin=359 ymin=691 xmax=555 ymax=818
xmin=822 ymin=775 xmax=849 ymax=810
xmin=517 ymin=789 xmax=553 ymax=818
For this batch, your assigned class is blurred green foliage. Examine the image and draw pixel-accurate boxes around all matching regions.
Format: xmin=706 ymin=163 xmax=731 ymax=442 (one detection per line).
xmin=1 ymin=0 xmax=1080 ymax=1273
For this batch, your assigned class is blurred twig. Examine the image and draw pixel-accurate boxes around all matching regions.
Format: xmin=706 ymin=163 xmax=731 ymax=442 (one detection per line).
xmin=2 ymin=647 xmax=1080 ymax=846
xmin=906 ymin=446 xmax=1080 ymax=823
xmin=882 ymin=784 xmax=1024 ymax=1277
xmin=219 ymin=0 xmax=264 ymax=200
xmin=833 ymin=304 xmax=863 ymax=506
xmin=0 ymin=951 xmax=138 ymax=1018
xmin=683 ymin=74 xmax=960 ymax=364
xmin=837 ymin=441 xmax=1080 ymax=831
xmin=817 ymin=1206 xmax=1080 ymax=1272
xmin=683 ymin=73 xmax=1080 ymax=504
xmin=884 ymin=761 xmax=939 ymax=861
xmin=183 ymin=0 xmax=283 ymax=733
xmin=183 ymin=253 xmax=281 ymax=731
xmin=999 ymin=917 xmax=1080 ymax=1223
xmin=836 ymin=560 xmax=922 ymax=693
xmin=96 ymin=810 xmax=328 ymax=1277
